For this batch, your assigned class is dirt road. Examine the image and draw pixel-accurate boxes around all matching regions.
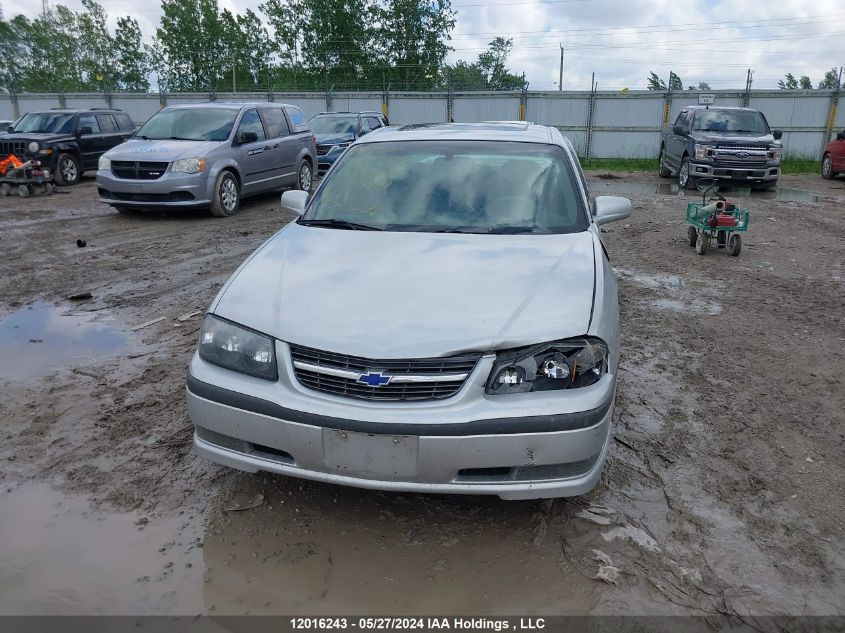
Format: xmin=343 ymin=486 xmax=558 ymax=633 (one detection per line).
xmin=0 ymin=173 xmax=843 ymax=621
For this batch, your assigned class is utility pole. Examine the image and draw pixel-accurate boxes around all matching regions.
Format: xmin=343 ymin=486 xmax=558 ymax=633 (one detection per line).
xmin=743 ymin=68 xmax=753 ymax=107
xmin=42 ymin=0 xmax=49 ymax=17
xmin=558 ymin=43 xmax=564 ymax=91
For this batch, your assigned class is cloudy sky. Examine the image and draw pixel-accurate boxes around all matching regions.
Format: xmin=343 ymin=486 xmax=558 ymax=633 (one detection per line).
xmin=8 ymin=0 xmax=845 ymax=90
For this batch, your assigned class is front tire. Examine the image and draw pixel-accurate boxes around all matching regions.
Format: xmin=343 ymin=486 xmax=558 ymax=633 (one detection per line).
xmin=695 ymin=233 xmax=708 ymax=255
xmin=210 ymin=170 xmax=240 ymax=217
xmin=658 ymin=148 xmax=671 ymax=178
xmin=296 ymin=160 xmax=313 ymax=192
xmin=54 ymin=153 xmax=81 ymax=186
xmin=822 ymin=154 xmax=834 ymax=179
xmin=678 ymin=156 xmax=696 ymax=190
xmin=687 ymin=225 xmax=697 ymax=247
xmin=727 ymin=234 xmax=742 ymax=257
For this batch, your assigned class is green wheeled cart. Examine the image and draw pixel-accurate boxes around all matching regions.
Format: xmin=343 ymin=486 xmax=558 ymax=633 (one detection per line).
xmin=685 ymin=179 xmax=749 ymax=257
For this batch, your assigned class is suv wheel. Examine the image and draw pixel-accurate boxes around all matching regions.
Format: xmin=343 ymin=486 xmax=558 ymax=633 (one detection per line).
xmin=678 ymin=156 xmax=695 ymax=190
xmin=55 ymin=154 xmax=81 ymax=186
xmin=658 ymin=148 xmax=671 ymax=178
xmin=296 ymin=160 xmax=313 ymax=192
xmin=210 ymin=171 xmax=240 ymax=217
xmin=822 ymin=154 xmax=834 ymax=179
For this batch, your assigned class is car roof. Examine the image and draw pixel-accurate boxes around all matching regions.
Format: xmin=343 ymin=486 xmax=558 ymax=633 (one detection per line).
xmin=31 ymin=109 xmax=123 ymax=114
xmin=356 ymin=122 xmax=555 ymax=145
xmin=684 ymin=106 xmax=761 ymax=112
xmin=163 ymin=102 xmax=296 ymax=110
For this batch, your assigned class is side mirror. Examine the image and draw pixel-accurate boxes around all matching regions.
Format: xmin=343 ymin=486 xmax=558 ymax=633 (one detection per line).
xmin=673 ymin=124 xmax=684 ymax=135
xmin=238 ymin=130 xmax=258 ymax=145
xmin=773 ymin=129 xmax=783 ymax=140
xmin=4 ymin=126 xmax=12 ymax=134
xmin=281 ymin=189 xmax=309 ymax=216
xmin=593 ymin=196 xmax=632 ymax=227
xmin=79 ymin=126 xmax=93 ymax=136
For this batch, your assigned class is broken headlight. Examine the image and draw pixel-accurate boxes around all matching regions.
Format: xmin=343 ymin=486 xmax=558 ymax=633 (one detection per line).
xmin=198 ymin=315 xmax=277 ymax=380
xmin=486 ymin=337 xmax=609 ymax=395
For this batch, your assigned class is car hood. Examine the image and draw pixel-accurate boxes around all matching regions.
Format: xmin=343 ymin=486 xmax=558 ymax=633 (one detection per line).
xmin=0 ymin=132 xmax=74 ymax=143
xmin=315 ymin=132 xmax=356 ymax=146
xmin=213 ymin=223 xmax=597 ymax=359
xmin=689 ymin=131 xmax=779 ymax=146
xmin=104 ymin=138 xmax=225 ymax=161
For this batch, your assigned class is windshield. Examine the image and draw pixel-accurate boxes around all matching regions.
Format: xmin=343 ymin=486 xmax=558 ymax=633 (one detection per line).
xmin=136 ymin=108 xmax=239 ymax=141
xmin=693 ymin=110 xmax=769 ymax=134
xmin=310 ymin=116 xmax=357 ymax=136
xmin=302 ymin=141 xmax=588 ymax=234
xmin=13 ymin=113 xmax=75 ymax=134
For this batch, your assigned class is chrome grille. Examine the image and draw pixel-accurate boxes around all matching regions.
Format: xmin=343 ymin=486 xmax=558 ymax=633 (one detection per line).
xmin=111 ymin=160 xmax=169 ymax=180
xmin=289 ymin=344 xmax=480 ymax=402
xmin=316 ymin=145 xmax=331 ymax=156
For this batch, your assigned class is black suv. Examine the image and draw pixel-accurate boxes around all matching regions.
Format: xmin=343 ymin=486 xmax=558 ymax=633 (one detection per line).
xmin=309 ymin=111 xmax=389 ymax=175
xmin=658 ymin=106 xmax=783 ymax=190
xmin=0 ymin=109 xmax=135 ymax=185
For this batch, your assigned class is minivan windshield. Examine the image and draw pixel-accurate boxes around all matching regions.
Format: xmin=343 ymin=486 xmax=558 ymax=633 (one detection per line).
xmin=302 ymin=141 xmax=588 ymax=234
xmin=309 ymin=116 xmax=357 ymax=136
xmin=13 ymin=112 xmax=75 ymax=134
xmin=136 ymin=108 xmax=239 ymax=141
xmin=693 ymin=110 xmax=769 ymax=134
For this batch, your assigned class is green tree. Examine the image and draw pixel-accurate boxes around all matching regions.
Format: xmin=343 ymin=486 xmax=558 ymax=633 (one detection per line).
xmin=668 ymin=71 xmax=683 ymax=91
xmin=647 ymin=71 xmax=665 ymax=91
xmin=475 ymin=38 xmax=525 ymax=90
xmin=799 ymin=75 xmax=812 ymax=90
xmin=155 ymin=0 xmax=227 ymax=91
xmin=0 ymin=15 xmax=31 ymax=93
xmin=778 ymin=73 xmax=798 ymax=90
xmin=77 ymin=0 xmax=114 ymax=91
xmin=818 ymin=68 xmax=841 ymax=90
xmin=113 ymin=17 xmax=150 ymax=91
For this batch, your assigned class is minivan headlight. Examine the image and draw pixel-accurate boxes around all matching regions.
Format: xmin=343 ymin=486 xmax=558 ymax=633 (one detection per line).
xmin=172 ymin=158 xmax=206 ymax=174
xmin=98 ymin=156 xmax=111 ymax=171
xmin=486 ymin=337 xmax=609 ymax=395
xmin=198 ymin=315 xmax=277 ymax=380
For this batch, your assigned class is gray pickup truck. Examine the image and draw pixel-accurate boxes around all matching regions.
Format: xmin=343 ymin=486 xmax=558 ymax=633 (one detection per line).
xmin=658 ymin=106 xmax=783 ymax=190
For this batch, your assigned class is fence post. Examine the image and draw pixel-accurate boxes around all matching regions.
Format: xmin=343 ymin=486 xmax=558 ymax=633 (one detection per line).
xmin=159 ymin=89 xmax=167 ymax=110
xmin=58 ymin=92 xmax=66 ymax=108
xmin=519 ymin=86 xmax=527 ymax=121
xmin=585 ymin=77 xmax=596 ymax=160
xmin=10 ymin=90 xmax=19 ymax=119
xmin=104 ymin=91 xmax=113 ymax=109
xmin=662 ymin=88 xmax=673 ymax=129
xmin=326 ymin=87 xmax=332 ymax=112
xmin=382 ymin=85 xmax=389 ymax=120
xmin=824 ymin=87 xmax=841 ymax=151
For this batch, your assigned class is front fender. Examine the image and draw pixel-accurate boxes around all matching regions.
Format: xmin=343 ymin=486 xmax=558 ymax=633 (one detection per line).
xmin=205 ymin=158 xmax=242 ymax=200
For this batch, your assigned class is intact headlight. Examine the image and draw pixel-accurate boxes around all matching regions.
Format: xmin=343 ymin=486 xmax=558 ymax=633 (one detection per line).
xmin=98 ymin=156 xmax=111 ymax=171
xmin=330 ymin=143 xmax=350 ymax=153
xmin=486 ymin=337 xmax=609 ymax=396
xmin=171 ymin=158 xmax=206 ymax=174
xmin=27 ymin=141 xmax=39 ymax=153
xmin=694 ymin=144 xmax=712 ymax=160
xmin=198 ymin=315 xmax=277 ymax=380
xmin=769 ymin=148 xmax=783 ymax=162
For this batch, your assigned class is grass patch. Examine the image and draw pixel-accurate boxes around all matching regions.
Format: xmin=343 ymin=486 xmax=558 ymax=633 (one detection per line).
xmin=579 ymin=157 xmax=820 ymax=175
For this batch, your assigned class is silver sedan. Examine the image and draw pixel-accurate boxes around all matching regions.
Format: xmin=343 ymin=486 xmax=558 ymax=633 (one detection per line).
xmin=187 ymin=122 xmax=632 ymax=499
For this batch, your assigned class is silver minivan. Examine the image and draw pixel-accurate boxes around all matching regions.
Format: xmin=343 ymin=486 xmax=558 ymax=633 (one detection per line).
xmin=97 ymin=103 xmax=317 ymax=216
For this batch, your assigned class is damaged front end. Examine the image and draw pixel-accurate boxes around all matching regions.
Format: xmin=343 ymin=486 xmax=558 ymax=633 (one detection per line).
xmin=485 ymin=337 xmax=609 ymax=395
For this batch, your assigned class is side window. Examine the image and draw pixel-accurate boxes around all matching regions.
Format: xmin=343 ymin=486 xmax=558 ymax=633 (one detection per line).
xmin=367 ymin=116 xmax=381 ymax=130
xmin=115 ymin=113 xmax=133 ymax=131
xmin=236 ymin=109 xmax=266 ymax=142
xmin=673 ymin=112 xmax=686 ymax=128
xmin=259 ymin=108 xmax=290 ymax=139
xmin=684 ymin=110 xmax=695 ymax=131
xmin=78 ymin=114 xmax=101 ymax=135
xmin=96 ymin=114 xmax=116 ymax=132
xmin=360 ymin=117 xmax=372 ymax=134
xmin=285 ymin=107 xmax=309 ymax=133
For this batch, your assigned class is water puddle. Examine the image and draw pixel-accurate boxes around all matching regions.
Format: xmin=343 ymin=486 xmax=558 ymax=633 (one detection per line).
xmin=0 ymin=483 xmax=204 ymax=615
xmin=591 ymin=180 xmax=827 ymax=204
xmin=615 ymin=267 xmax=722 ymax=317
xmin=0 ymin=302 xmax=128 ymax=382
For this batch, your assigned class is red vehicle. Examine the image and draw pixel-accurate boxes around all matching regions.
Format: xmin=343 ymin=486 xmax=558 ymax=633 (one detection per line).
xmin=822 ymin=129 xmax=845 ymax=179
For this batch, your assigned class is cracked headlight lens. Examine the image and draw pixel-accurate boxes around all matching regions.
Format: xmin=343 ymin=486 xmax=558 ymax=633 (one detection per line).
xmin=486 ymin=337 xmax=609 ymax=395
xmin=198 ymin=315 xmax=277 ymax=380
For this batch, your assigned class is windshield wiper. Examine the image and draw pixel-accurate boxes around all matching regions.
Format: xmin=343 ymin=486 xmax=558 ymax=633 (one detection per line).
xmin=298 ymin=218 xmax=382 ymax=231
xmin=488 ymin=226 xmax=540 ymax=234
xmin=168 ymin=136 xmax=199 ymax=141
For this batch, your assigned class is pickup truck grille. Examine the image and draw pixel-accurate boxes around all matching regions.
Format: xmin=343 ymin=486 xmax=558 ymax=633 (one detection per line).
xmin=111 ymin=161 xmax=169 ymax=180
xmin=0 ymin=140 xmax=28 ymax=158
xmin=711 ymin=145 xmax=769 ymax=167
xmin=289 ymin=344 xmax=480 ymax=402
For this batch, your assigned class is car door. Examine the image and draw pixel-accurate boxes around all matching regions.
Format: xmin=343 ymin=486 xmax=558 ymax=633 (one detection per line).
xmin=832 ymin=130 xmax=845 ymax=171
xmin=234 ymin=109 xmax=272 ymax=195
xmin=664 ymin=110 xmax=689 ymax=168
xmin=258 ymin=107 xmax=294 ymax=188
xmin=96 ymin=114 xmax=127 ymax=155
xmin=366 ymin=116 xmax=383 ymax=133
xmin=77 ymin=113 xmax=103 ymax=171
xmin=283 ymin=106 xmax=316 ymax=182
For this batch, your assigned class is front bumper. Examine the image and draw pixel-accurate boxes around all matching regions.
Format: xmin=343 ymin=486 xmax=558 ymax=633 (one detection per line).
xmin=689 ymin=161 xmax=779 ymax=183
xmin=186 ymin=345 xmax=616 ymax=500
xmin=96 ymin=170 xmax=212 ymax=208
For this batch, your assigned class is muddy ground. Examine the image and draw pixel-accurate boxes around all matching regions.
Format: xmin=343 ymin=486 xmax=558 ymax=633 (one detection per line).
xmin=0 ymin=171 xmax=843 ymax=623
